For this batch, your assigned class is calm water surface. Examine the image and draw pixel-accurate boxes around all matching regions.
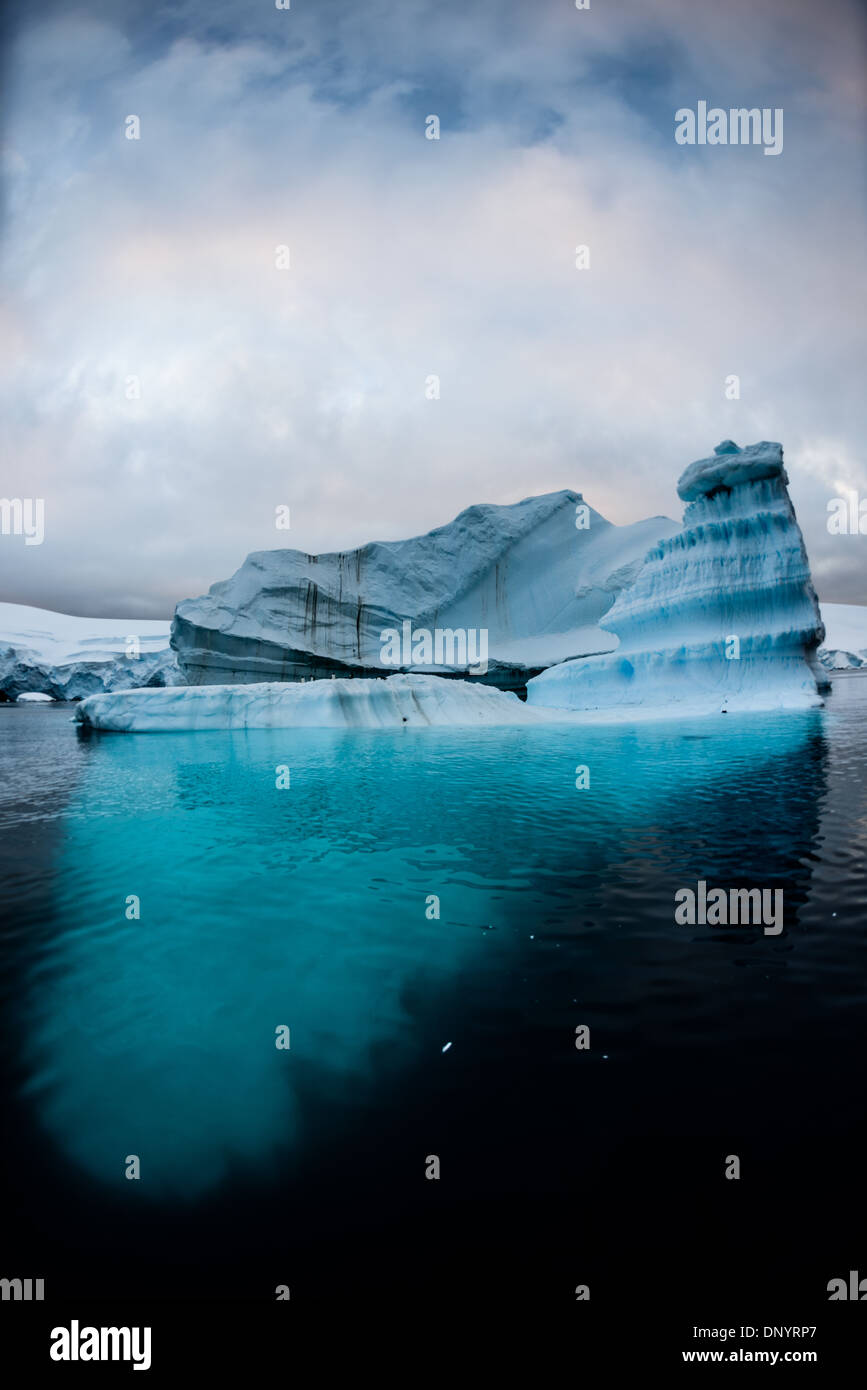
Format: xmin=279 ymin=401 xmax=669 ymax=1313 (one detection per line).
xmin=1 ymin=680 xmax=865 ymax=1304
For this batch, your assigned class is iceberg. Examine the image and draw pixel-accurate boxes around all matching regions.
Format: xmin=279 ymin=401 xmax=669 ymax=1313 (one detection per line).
xmin=9 ymin=455 xmax=855 ymax=717
xmin=527 ymin=441 xmax=827 ymax=716
xmin=0 ymin=602 xmax=181 ymax=701
xmin=73 ymin=673 xmax=561 ymax=733
xmin=170 ymin=491 xmax=678 ymax=692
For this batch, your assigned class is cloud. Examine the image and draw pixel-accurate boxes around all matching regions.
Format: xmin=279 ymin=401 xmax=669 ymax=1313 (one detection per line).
xmin=1 ymin=0 xmax=865 ymax=614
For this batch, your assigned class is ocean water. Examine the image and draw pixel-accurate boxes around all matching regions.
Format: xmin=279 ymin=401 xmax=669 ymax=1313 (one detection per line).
xmin=1 ymin=681 xmax=866 ymax=1308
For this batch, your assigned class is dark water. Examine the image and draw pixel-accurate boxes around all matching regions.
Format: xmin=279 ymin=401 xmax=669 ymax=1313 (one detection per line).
xmin=1 ymin=683 xmax=866 ymax=1317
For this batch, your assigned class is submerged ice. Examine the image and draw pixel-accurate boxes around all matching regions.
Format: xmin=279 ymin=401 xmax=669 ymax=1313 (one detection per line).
xmin=527 ymin=441 xmax=828 ymax=716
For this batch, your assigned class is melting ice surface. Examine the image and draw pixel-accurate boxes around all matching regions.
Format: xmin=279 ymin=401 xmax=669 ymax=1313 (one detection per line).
xmin=15 ymin=691 xmax=859 ymax=1199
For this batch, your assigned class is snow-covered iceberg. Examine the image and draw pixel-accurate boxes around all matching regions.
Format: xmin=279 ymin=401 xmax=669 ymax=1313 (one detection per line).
xmin=527 ymin=441 xmax=827 ymax=716
xmin=170 ymin=492 xmax=677 ymax=692
xmin=0 ymin=602 xmax=181 ymax=701
xmin=73 ymin=673 xmax=560 ymax=733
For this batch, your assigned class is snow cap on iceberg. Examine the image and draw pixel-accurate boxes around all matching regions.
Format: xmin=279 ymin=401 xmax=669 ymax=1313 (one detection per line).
xmin=677 ymin=440 xmax=784 ymax=502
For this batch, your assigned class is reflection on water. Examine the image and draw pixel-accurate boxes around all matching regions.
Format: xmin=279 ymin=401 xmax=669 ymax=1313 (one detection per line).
xmin=11 ymin=690 xmax=862 ymax=1199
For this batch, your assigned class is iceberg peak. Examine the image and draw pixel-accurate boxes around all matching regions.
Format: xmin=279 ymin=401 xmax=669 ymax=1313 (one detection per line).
xmin=528 ymin=439 xmax=826 ymax=717
xmin=677 ymin=440 xmax=784 ymax=501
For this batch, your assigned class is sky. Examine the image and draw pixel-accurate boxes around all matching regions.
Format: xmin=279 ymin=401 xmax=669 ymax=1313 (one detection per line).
xmin=1 ymin=0 xmax=865 ymax=617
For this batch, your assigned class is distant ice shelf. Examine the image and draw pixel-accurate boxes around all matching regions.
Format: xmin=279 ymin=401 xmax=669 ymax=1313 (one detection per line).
xmin=816 ymin=603 xmax=867 ymax=671
xmin=0 ymin=601 xmax=180 ymax=701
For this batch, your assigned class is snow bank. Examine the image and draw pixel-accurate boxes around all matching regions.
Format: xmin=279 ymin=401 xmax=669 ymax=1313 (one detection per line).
xmin=527 ymin=441 xmax=826 ymax=716
xmin=0 ymin=602 xmax=181 ymax=700
xmin=171 ymin=492 xmax=677 ymax=690
xmin=74 ymin=674 xmax=559 ymax=732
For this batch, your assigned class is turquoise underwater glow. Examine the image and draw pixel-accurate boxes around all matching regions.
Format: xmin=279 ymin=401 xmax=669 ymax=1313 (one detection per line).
xmin=17 ymin=697 xmax=859 ymax=1199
